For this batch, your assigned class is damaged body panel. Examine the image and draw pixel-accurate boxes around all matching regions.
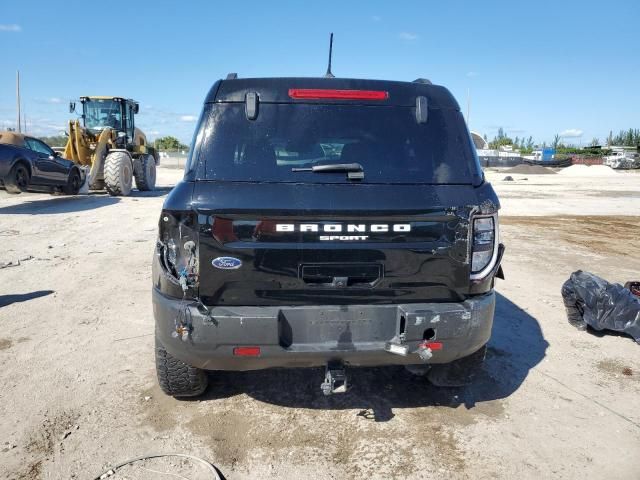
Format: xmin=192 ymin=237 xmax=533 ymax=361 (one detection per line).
xmin=152 ymin=76 xmax=504 ymax=397
xmin=153 ymin=288 xmax=495 ymax=370
xmin=188 ymin=181 xmax=499 ymax=306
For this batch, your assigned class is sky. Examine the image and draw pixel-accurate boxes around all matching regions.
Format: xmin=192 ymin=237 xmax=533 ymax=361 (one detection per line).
xmin=1 ymin=0 xmax=639 ymax=145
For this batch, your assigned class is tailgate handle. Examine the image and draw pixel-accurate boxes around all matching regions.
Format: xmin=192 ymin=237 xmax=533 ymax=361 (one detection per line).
xmin=300 ymin=264 xmax=381 ymax=287
xmin=331 ymin=277 xmax=348 ymax=288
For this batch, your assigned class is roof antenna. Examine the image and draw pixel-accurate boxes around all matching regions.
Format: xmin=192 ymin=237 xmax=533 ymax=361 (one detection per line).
xmin=325 ymin=33 xmax=335 ymax=78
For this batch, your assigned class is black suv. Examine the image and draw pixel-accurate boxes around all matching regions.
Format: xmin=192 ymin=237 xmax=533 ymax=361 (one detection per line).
xmin=153 ymin=76 xmax=504 ymax=397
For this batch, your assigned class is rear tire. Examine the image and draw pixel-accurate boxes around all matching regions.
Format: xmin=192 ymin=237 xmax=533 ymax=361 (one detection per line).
xmin=427 ymin=345 xmax=487 ymax=387
xmin=134 ymin=154 xmax=157 ymax=191
xmin=63 ymin=168 xmax=82 ymax=195
xmin=5 ymin=162 xmax=30 ymax=194
xmin=155 ymin=338 xmax=208 ymax=397
xmin=104 ymin=151 xmax=133 ymax=196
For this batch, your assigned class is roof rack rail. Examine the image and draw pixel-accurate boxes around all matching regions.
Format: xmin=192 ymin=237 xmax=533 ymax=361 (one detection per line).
xmin=413 ymin=78 xmax=432 ymax=85
xmin=226 ymin=73 xmax=238 ymax=80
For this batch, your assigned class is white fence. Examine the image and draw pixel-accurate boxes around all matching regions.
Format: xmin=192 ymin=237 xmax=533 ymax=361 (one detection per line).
xmin=158 ymin=152 xmax=188 ymax=170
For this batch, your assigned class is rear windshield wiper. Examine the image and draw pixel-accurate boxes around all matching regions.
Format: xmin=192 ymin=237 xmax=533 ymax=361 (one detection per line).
xmin=291 ymin=163 xmax=364 ymax=180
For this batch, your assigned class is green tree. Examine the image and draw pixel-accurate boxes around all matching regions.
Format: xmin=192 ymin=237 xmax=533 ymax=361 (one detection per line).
xmin=526 ymin=136 xmax=534 ymax=149
xmin=38 ymin=135 xmax=68 ymax=148
xmin=155 ymin=135 xmax=188 ymax=151
xmin=488 ymin=127 xmax=514 ymax=149
xmin=589 ymin=137 xmax=599 ymax=147
xmin=552 ymin=134 xmax=561 ymax=149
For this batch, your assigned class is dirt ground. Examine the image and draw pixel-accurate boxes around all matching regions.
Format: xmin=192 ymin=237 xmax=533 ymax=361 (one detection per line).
xmin=1 ymin=168 xmax=639 ymax=479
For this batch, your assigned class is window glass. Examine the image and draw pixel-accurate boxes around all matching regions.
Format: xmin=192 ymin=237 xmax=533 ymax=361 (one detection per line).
xmin=200 ymin=103 xmax=479 ymax=184
xmin=84 ymin=99 xmax=122 ymax=130
xmin=26 ymin=138 xmax=54 ymax=155
xmin=126 ymin=104 xmax=135 ymax=137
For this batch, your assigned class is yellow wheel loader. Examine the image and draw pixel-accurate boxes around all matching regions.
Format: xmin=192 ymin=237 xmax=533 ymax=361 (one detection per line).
xmin=63 ymin=96 xmax=158 ymax=196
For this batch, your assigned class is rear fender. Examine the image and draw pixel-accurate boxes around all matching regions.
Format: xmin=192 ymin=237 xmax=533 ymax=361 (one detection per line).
xmin=12 ymin=157 xmax=32 ymax=177
xmin=70 ymin=165 xmax=83 ymax=182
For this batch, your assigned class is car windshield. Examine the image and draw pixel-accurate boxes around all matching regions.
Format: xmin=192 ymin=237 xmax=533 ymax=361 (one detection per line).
xmin=199 ymin=103 xmax=481 ymax=184
xmin=83 ymin=99 xmax=122 ymax=131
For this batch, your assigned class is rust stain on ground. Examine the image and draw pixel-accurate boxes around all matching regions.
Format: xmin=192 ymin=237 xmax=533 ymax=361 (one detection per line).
xmin=596 ymin=359 xmax=638 ymax=383
xmin=138 ymin=384 xmax=180 ymax=432
xmin=25 ymin=411 xmax=79 ymax=457
xmin=9 ymin=459 xmax=42 ymax=480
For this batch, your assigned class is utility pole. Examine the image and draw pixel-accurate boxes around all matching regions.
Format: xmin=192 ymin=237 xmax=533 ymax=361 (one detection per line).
xmin=16 ymin=70 xmax=22 ymax=133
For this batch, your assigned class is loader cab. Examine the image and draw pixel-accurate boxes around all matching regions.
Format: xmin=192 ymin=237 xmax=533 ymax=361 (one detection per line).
xmin=76 ymin=96 xmax=139 ymax=143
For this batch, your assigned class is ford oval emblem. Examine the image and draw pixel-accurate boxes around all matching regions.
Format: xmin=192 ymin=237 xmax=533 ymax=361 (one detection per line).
xmin=212 ymin=257 xmax=242 ymax=270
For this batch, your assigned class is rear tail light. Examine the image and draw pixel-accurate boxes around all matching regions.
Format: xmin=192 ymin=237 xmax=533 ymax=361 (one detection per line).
xmin=233 ymin=346 xmax=261 ymax=357
xmin=420 ymin=341 xmax=443 ymax=351
xmin=470 ymin=214 xmax=498 ymax=280
xmin=288 ymin=89 xmax=389 ymax=100
xmin=157 ymin=210 xmax=199 ymax=293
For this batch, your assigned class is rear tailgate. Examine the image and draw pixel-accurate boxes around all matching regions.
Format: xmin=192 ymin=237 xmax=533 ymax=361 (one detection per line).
xmin=194 ymin=182 xmax=481 ymax=306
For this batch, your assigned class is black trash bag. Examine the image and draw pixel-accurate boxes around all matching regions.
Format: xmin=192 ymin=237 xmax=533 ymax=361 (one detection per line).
xmin=561 ymin=270 xmax=640 ymax=344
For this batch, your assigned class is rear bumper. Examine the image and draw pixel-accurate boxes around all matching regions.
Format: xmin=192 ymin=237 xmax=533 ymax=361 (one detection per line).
xmin=153 ymin=288 xmax=495 ymax=371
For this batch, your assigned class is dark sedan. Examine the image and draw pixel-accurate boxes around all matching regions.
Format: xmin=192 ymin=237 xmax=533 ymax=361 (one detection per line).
xmin=0 ymin=131 xmax=83 ymax=195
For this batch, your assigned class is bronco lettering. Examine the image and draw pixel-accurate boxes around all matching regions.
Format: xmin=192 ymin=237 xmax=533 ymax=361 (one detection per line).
xmin=276 ymin=223 xmax=411 ymax=233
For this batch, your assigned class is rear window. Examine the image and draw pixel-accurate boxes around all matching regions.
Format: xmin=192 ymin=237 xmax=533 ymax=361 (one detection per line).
xmin=199 ymin=103 xmax=481 ymax=184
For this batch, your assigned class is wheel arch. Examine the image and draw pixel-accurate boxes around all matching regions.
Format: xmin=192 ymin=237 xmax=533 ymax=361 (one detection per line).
xmin=69 ymin=164 xmax=82 ymax=179
xmin=12 ymin=157 xmax=32 ymax=176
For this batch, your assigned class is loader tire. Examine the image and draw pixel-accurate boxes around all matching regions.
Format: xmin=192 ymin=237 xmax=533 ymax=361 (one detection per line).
xmin=104 ymin=151 xmax=133 ymax=196
xmin=134 ymin=154 xmax=156 ymax=191
xmin=155 ymin=338 xmax=208 ymax=397
xmin=4 ymin=161 xmax=30 ymax=194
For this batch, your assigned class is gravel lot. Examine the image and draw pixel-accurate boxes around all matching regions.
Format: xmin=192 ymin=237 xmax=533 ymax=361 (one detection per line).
xmin=1 ymin=167 xmax=639 ymax=479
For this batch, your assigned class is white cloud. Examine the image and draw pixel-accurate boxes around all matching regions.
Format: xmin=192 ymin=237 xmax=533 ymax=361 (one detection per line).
xmin=48 ymin=97 xmax=62 ymax=104
xmin=560 ymin=128 xmax=583 ymax=138
xmin=0 ymin=24 xmax=21 ymax=32
xmin=466 ymin=71 xmax=479 ymax=77
xmin=398 ymin=32 xmax=419 ymax=41
xmin=371 ymin=15 xmax=382 ymax=22
xmin=179 ymin=115 xmax=197 ymax=122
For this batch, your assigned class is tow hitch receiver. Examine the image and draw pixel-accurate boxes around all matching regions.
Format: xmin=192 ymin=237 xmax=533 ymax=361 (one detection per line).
xmin=321 ymin=362 xmax=348 ymax=395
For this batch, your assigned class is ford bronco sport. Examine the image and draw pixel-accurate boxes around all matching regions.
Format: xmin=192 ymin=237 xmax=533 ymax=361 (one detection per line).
xmin=153 ymin=76 xmax=504 ymax=397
